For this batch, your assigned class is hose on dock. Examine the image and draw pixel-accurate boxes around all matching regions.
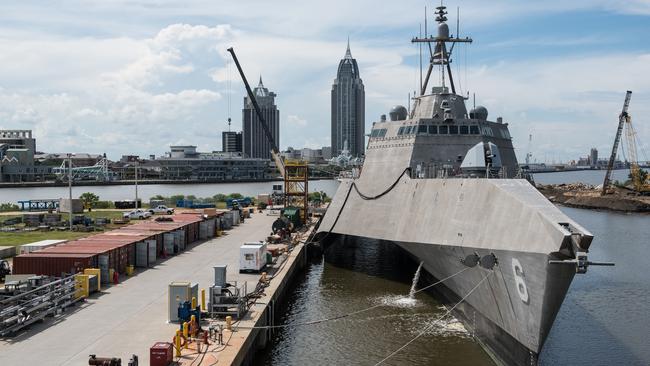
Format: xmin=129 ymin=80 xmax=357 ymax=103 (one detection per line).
xmin=373 ymin=270 xmax=495 ymax=366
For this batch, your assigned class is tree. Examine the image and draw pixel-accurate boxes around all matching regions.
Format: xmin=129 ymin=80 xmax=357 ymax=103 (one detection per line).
xmin=628 ymin=168 xmax=649 ymax=185
xmin=213 ymin=193 xmax=227 ymax=202
xmin=227 ymin=193 xmax=243 ymax=200
xmin=79 ymin=192 xmax=100 ymax=208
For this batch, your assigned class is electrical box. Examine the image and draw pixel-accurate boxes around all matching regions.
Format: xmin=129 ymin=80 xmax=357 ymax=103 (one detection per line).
xmin=168 ymin=281 xmax=198 ymax=322
xmin=239 ymin=242 xmax=267 ymax=273
xmin=214 ymin=265 xmax=227 ymax=287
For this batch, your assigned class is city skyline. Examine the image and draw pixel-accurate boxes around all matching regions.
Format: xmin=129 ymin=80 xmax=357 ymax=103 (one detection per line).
xmin=0 ymin=1 xmax=648 ymax=162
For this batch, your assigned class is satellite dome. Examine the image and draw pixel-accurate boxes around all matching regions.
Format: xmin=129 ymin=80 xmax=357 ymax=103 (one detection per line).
xmin=470 ymin=106 xmax=488 ymax=120
xmin=389 ymin=105 xmax=408 ymax=121
xmin=438 ymin=22 xmax=449 ymax=39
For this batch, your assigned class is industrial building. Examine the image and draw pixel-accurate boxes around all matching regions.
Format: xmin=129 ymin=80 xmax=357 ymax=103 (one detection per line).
xmin=0 ymin=130 xmax=51 ymax=182
xmin=282 ymin=146 xmax=332 ymax=163
xmin=222 ymin=131 xmax=243 ymax=153
xmin=157 ymin=145 xmax=270 ymax=181
xmin=331 ymin=40 xmax=365 ymax=158
xmin=242 ymin=77 xmax=279 ymax=160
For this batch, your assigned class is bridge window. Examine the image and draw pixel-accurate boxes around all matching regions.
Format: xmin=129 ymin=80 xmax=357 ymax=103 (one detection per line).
xmin=428 ymin=125 xmax=437 ymax=134
xmin=470 ymin=125 xmax=479 ymax=134
xmin=418 ymin=125 xmax=428 ymax=135
xmin=449 ymin=126 xmax=459 ymax=134
xmin=460 ymin=126 xmax=469 ymax=135
xmin=378 ymin=129 xmax=387 ymax=137
xmin=398 ymin=126 xmax=405 ymax=135
xmin=439 ymin=125 xmax=448 ymax=134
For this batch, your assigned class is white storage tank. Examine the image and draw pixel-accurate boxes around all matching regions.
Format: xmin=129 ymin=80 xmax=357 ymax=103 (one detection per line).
xmin=239 ymin=242 xmax=267 ymax=273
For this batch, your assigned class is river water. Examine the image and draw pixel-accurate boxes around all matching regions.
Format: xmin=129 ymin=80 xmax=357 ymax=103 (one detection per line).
xmin=3 ymin=172 xmax=648 ymax=365
xmin=0 ymin=180 xmax=340 ymax=204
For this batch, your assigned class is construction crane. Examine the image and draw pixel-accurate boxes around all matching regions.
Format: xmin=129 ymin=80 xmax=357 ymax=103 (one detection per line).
xmin=227 ymin=48 xmax=309 ymax=224
xmin=602 ymin=91 xmax=650 ymax=195
xmin=602 ymin=91 xmax=632 ymax=195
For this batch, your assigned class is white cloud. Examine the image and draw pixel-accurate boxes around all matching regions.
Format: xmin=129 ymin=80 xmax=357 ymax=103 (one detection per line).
xmin=0 ymin=1 xmax=648 ymax=162
xmin=286 ymin=115 xmax=307 ymax=127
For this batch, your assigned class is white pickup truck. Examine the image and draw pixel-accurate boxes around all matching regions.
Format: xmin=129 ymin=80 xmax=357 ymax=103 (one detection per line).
xmin=123 ymin=209 xmax=152 ymax=220
xmin=149 ymin=205 xmax=174 ymax=215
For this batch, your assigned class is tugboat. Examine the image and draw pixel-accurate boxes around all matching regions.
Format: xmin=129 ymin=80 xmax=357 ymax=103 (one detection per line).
xmin=316 ymin=4 xmax=612 ymax=365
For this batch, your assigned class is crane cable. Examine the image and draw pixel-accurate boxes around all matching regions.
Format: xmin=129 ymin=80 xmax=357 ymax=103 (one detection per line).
xmin=374 ymin=270 xmax=494 ymax=366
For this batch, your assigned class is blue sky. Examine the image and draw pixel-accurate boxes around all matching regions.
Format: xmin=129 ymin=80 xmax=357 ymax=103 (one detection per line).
xmin=0 ymin=0 xmax=649 ymax=164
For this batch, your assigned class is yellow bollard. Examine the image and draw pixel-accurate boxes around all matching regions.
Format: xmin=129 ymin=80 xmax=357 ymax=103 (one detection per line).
xmin=190 ymin=314 xmax=197 ymax=337
xmin=201 ymin=289 xmax=206 ymax=311
xmin=226 ymin=316 xmax=232 ymax=331
xmin=191 ymin=296 xmax=197 ymax=309
xmin=175 ymin=330 xmax=182 ymax=357
xmin=183 ymin=322 xmax=189 ymax=348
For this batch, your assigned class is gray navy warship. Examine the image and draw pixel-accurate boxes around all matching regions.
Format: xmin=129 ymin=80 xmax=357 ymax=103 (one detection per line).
xmin=316 ymin=5 xmax=611 ymax=365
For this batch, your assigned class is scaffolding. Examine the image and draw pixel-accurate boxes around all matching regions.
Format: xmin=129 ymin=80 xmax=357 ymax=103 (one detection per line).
xmin=284 ymin=161 xmax=309 ymax=224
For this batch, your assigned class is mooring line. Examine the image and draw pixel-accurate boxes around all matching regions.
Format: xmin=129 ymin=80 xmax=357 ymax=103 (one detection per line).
xmin=235 ymin=266 xmax=470 ymax=330
xmin=373 ymin=270 xmax=494 ymax=366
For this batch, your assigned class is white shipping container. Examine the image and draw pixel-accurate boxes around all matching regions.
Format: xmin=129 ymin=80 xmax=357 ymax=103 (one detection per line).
xmin=20 ymin=239 xmax=66 ymax=254
xmin=239 ymin=242 xmax=267 ymax=273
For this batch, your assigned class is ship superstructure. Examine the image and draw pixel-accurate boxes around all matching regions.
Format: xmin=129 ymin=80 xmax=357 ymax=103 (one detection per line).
xmin=317 ymin=5 xmax=609 ymax=365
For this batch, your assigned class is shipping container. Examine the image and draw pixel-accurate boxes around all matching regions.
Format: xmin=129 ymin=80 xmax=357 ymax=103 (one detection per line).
xmin=19 ymin=239 xmax=67 ymax=254
xmin=13 ymin=253 xmax=97 ymax=276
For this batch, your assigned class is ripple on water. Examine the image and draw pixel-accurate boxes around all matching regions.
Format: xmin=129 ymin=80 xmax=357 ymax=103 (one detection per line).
xmin=375 ymin=294 xmax=422 ymax=308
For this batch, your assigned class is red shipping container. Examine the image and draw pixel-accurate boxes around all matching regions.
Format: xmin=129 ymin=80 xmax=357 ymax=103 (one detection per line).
xmin=13 ymin=253 xmax=97 ymax=276
xmin=150 ymin=342 xmax=172 ymax=366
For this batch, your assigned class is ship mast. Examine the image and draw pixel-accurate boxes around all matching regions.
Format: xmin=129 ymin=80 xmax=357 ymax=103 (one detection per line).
xmin=413 ymin=4 xmax=472 ymax=96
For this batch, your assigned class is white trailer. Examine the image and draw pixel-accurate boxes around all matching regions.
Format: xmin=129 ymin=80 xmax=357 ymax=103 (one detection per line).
xmin=239 ymin=242 xmax=267 ymax=273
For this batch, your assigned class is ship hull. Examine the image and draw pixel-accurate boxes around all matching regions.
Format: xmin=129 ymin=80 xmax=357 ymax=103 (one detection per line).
xmin=327 ymin=234 xmax=576 ymax=365
xmin=317 ymin=177 xmax=589 ymax=365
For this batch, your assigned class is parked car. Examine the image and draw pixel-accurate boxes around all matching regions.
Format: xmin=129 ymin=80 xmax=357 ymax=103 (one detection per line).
xmin=149 ymin=205 xmax=174 ymax=215
xmin=123 ymin=209 xmax=152 ymax=220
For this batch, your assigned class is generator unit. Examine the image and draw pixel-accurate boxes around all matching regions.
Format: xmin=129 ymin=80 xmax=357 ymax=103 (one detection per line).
xmin=239 ymin=242 xmax=267 ymax=273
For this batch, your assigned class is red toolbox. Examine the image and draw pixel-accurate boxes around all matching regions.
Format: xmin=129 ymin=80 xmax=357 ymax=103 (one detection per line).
xmin=150 ymin=342 xmax=173 ymax=366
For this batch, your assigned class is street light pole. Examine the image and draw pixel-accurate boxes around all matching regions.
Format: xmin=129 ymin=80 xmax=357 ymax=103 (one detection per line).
xmin=135 ymin=161 xmax=139 ymax=208
xmin=68 ymin=154 xmax=73 ymax=231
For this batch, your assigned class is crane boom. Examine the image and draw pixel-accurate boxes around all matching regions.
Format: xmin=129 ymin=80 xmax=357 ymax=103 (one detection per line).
xmin=226 ymin=47 xmax=286 ymax=178
xmin=602 ymin=91 xmax=632 ymax=195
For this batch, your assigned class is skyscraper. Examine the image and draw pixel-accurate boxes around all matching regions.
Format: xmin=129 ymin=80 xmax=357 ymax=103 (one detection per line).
xmin=222 ymin=131 xmax=242 ymax=153
xmin=331 ymin=39 xmax=365 ymax=158
xmin=242 ymin=77 xmax=280 ymax=160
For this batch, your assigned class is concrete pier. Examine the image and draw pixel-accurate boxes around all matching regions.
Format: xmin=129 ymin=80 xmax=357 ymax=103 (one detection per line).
xmin=0 ymin=211 xmax=306 ymax=365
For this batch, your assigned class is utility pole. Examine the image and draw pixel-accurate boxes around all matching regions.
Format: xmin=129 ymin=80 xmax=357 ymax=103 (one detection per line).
xmin=68 ymin=154 xmax=73 ymax=231
xmin=135 ymin=161 xmax=139 ymax=208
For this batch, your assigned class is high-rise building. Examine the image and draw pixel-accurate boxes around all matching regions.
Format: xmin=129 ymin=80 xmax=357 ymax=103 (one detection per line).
xmin=331 ymin=39 xmax=365 ymax=158
xmin=242 ymin=77 xmax=279 ymax=160
xmin=589 ymin=148 xmax=598 ymax=167
xmin=222 ymin=131 xmax=242 ymax=153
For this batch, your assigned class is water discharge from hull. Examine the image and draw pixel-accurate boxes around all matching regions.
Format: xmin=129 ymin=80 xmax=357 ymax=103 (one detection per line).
xmin=409 ymin=261 xmax=424 ymax=299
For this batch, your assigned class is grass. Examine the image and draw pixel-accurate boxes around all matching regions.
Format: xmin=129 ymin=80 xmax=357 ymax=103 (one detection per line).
xmin=0 ymin=231 xmax=93 ymax=247
xmin=0 ymin=210 xmax=137 ymax=248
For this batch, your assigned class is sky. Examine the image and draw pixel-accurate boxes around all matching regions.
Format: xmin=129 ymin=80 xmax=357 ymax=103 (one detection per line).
xmin=0 ymin=0 xmax=649 ymax=164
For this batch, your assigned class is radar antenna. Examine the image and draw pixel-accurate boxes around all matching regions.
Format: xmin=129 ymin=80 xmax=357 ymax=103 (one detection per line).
xmin=413 ymin=2 xmax=472 ymax=96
